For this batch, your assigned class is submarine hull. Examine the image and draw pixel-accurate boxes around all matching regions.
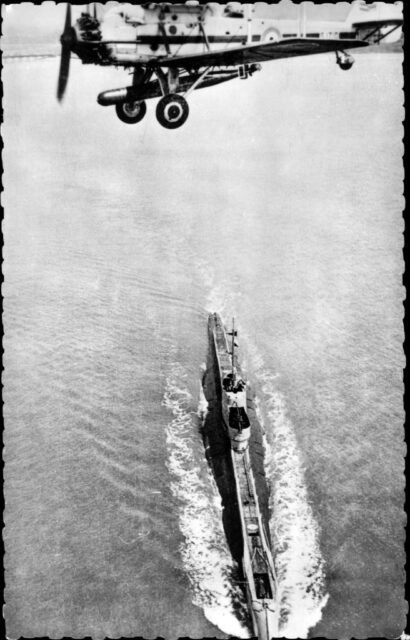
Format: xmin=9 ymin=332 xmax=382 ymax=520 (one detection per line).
xmin=206 ymin=313 xmax=280 ymax=639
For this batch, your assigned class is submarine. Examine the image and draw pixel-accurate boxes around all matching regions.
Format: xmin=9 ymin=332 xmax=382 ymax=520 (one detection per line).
xmin=207 ymin=312 xmax=280 ymax=640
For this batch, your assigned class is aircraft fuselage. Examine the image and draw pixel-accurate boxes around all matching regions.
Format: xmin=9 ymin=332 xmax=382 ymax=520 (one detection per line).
xmin=74 ymin=3 xmax=361 ymax=67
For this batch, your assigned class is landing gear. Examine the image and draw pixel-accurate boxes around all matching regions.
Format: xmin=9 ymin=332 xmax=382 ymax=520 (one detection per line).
xmin=115 ymin=100 xmax=147 ymax=124
xmin=156 ymin=94 xmax=189 ymax=129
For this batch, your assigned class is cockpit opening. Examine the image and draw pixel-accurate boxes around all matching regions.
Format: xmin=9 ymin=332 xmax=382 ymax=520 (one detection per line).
xmin=224 ymin=2 xmax=245 ymax=18
xmin=223 ymin=372 xmax=246 ymax=393
xmin=254 ymin=573 xmax=273 ymax=600
xmin=229 ymin=406 xmax=250 ymax=432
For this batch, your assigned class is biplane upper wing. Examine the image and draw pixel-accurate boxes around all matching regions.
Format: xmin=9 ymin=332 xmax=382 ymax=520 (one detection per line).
xmin=159 ymin=37 xmax=369 ymax=69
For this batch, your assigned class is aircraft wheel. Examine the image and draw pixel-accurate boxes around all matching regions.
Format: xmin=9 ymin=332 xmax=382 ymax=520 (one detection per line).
xmin=115 ymin=100 xmax=147 ymax=124
xmin=156 ymin=94 xmax=189 ymax=129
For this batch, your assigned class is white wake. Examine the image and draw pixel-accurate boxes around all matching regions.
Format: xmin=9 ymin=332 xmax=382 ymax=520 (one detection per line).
xmin=246 ymin=347 xmax=329 ymax=638
xmin=163 ymin=366 xmax=250 ymax=638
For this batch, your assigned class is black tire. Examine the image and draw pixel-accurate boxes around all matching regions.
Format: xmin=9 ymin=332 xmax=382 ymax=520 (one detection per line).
xmin=156 ymin=94 xmax=189 ymax=129
xmin=339 ymin=61 xmax=354 ymax=71
xmin=115 ymin=100 xmax=147 ymax=124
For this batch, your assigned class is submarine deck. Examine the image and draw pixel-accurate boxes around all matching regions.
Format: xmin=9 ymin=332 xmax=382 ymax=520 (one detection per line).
xmin=204 ymin=313 xmax=279 ymax=638
xmin=205 ymin=313 xmax=272 ymax=544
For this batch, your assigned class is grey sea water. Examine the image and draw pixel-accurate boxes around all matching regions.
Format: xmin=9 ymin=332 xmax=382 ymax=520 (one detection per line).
xmin=3 ymin=52 xmax=405 ymax=638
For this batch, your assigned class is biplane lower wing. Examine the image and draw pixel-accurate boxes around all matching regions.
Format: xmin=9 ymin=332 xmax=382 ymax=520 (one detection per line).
xmin=159 ymin=37 xmax=369 ymax=69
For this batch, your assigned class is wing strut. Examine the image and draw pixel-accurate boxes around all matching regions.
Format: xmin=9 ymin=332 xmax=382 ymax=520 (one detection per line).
xmin=158 ymin=6 xmax=171 ymax=55
xmin=197 ymin=4 xmax=211 ymax=52
xmin=184 ymin=66 xmax=213 ymax=97
xmin=198 ymin=22 xmax=211 ymax=51
xmin=358 ymin=22 xmax=401 ymax=44
xmin=373 ymin=24 xmax=401 ymax=44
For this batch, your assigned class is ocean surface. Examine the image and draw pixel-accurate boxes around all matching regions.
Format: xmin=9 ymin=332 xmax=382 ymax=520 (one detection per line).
xmin=3 ymin=51 xmax=405 ymax=639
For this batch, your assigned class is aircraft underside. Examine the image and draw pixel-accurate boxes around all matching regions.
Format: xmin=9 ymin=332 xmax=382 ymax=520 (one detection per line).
xmin=71 ymin=42 xmax=354 ymax=130
xmin=56 ymin=3 xmax=388 ymax=129
xmin=97 ymin=64 xmax=261 ymax=129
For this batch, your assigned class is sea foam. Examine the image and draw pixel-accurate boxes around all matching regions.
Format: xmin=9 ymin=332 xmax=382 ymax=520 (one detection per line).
xmin=163 ymin=365 xmax=250 ymax=638
xmin=245 ymin=342 xmax=329 ymax=638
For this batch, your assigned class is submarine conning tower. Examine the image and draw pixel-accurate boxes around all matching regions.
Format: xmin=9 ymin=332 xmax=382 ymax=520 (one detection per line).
xmin=210 ymin=313 xmax=251 ymax=452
